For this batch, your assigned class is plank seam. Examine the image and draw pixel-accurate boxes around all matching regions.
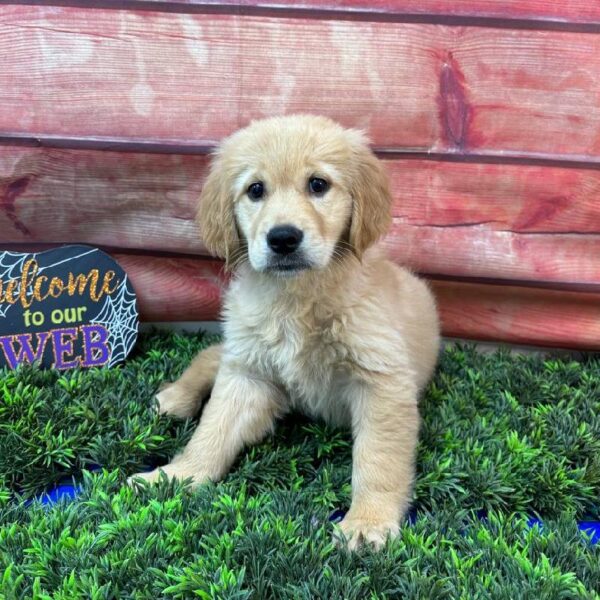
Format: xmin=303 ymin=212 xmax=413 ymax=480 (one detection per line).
xmin=3 ymin=0 xmax=600 ymax=33
xmin=2 ymin=133 xmax=600 ymax=171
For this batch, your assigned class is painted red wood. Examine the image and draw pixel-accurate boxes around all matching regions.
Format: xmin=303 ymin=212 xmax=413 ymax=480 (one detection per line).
xmin=2 ymin=147 xmax=599 ymax=286
xmin=432 ymin=280 xmax=600 ymax=350
xmin=3 ymin=148 xmax=599 ymax=239
xmin=3 ymin=6 xmax=600 ymax=159
xmin=3 ymin=3 xmax=599 ymax=348
xmin=2 ymin=243 xmax=596 ymax=347
xmin=0 ymin=148 xmax=205 ymax=252
xmin=113 ymin=254 xmax=600 ymax=349
xmin=390 ymin=161 xmax=600 ymax=235
xmin=385 ymin=224 xmax=600 ymax=287
xmin=351 ymin=0 xmax=600 ymax=25
xmin=20 ymin=0 xmax=600 ymax=27
xmin=114 ymin=254 xmax=226 ymax=321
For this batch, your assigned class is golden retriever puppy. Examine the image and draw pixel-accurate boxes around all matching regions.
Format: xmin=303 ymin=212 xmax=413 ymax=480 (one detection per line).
xmin=131 ymin=115 xmax=440 ymax=550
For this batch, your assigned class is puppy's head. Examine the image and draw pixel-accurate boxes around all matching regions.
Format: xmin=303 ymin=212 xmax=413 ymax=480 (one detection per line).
xmin=198 ymin=114 xmax=392 ymax=275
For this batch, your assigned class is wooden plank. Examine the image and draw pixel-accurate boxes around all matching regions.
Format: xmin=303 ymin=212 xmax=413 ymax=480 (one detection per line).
xmin=389 ymin=159 xmax=600 ymax=234
xmin=0 ymin=148 xmax=207 ymax=253
xmin=0 ymin=5 xmax=437 ymax=149
xmin=12 ymin=1 xmax=600 ymax=28
xmin=2 ymin=147 xmax=599 ymax=286
xmin=2 ymin=6 xmax=600 ymax=159
xmin=115 ymin=254 xmax=600 ymax=349
xmin=431 ymin=280 xmax=600 ymax=350
xmin=386 ymin=160 xmax=600 ymax=285
xmin=3 ymin=148 xmax=599 ymax=240
xmin=115 ymin=254 xmax=226 ymax=321
xmin=384 ymin=224 xmax=600 ymax=287
xmin=1 ymin=247 xmax=596 ymax=348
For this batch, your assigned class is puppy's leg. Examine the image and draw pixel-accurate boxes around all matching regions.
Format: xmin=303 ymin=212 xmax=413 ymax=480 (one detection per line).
xmin=130 ymin=364 xmax=283 ymax=485
xmin=156 ymin=343 xmax=223 ymax=418
xmin=337 ymin=374 xmax=419 ymax=551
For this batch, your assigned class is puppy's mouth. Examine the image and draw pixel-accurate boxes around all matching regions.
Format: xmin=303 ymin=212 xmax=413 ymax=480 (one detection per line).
xmin=264 ymin=257 xmax=312 ymax=276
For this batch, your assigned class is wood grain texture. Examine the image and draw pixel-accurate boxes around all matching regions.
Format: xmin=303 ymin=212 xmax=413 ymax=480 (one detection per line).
xmin=2 ymin=244 xmax=596 ymax=348
xmin=11 ymin=1 xmax=600 ymax=28
xmin=114 ymin=254 xmax=226 ymax=321
xmin=385 ymin=225 xmax=600 ymax=287
xmin=0 ymin=147 xmax=206 ymax=252
xmin=431 ymin=280 xmax=600 ymax=350
xmin=112 ymin=254 xmax=600 ymax=349
xmin=3 ymin=6 xmax=600 ymax=159
xmin=2 ymin=147 xmax=599 ymax=286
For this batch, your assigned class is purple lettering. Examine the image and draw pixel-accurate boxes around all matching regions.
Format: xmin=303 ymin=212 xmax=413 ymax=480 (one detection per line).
xmin=52 ymin=327 xmax=79 ymax=370
xmin=82 ymin=324 xmax=110 ymax=367
xmin=0 ymin=332 xmax=50 ymax=369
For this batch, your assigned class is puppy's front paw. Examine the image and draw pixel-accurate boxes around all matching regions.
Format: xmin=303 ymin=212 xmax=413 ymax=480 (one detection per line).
xmin=127 ymin=464 xmax=206 ymax=488
xmin=127 ymin=468 xmax=163 ymax=488
xmin=334 ymin=516 xmax=399 ymax=551
xmin=155 ymin=384 xmax=198 ymax=419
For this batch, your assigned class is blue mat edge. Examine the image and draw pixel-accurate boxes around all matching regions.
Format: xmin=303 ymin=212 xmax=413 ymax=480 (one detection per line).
xmin=28 ymin=476 xmax=599 ymax=545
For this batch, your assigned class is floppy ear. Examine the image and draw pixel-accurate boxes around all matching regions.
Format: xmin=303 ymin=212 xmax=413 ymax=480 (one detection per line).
xmin=196 ymin=156 xmax=240 ymax=269
xmin=347 ymin=132 xmax=393 ymax=258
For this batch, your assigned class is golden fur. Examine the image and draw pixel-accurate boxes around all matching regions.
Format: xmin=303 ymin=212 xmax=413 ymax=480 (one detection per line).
xmin=131 ymin=115 xmax=441 ymax=550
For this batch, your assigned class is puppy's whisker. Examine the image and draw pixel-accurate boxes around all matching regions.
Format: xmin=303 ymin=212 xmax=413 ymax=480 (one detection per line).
xmin=331 ymin=242 xmax=360 ymax=269
xmin=337 ymin=239 xmax=358 ymax=255
xmin=226 ymin=244 xmax=249 ymax=271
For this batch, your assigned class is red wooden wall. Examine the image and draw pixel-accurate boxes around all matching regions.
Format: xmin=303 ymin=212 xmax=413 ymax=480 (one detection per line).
xmin=1 ymin=1 xmax=599 ymax=349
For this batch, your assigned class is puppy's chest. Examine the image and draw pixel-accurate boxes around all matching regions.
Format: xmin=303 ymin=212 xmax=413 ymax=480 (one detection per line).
xmin=226 ymin=295 xmax=352 ymax=414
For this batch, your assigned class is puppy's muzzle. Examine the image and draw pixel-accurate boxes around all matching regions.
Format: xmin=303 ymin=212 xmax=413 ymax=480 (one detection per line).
xmin=267 ymin=225 xmax=304 ymax=255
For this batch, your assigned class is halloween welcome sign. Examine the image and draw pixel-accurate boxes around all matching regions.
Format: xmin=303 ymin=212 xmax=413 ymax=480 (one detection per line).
xmin=0 ymin=245 xmax=139 ymax=370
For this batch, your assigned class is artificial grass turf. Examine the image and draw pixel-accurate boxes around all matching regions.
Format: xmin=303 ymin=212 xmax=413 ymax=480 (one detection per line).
xmin=0 ymin=330 xmax=599 ymax=599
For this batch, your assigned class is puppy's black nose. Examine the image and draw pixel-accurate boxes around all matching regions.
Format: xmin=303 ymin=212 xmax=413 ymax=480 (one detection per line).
xmin=267 ymin=225 xmax=304 ymax=255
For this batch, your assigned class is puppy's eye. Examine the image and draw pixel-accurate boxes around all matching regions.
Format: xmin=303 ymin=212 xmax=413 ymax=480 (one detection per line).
xmin=309 ymin=177 xmax=329 ymax=196
xmin=247 ymin=182 xmax=265 ymax=201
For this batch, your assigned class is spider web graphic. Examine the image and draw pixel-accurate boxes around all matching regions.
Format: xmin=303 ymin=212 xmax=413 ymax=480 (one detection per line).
xmin=87 ymin=274 xmax=139 ymax=367
xmin=0 ymin=251 xmax=31 ymax=317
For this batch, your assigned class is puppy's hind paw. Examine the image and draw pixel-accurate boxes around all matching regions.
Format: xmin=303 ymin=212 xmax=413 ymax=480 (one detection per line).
xmin=155 ymin=384 xmax=199 ymax=419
